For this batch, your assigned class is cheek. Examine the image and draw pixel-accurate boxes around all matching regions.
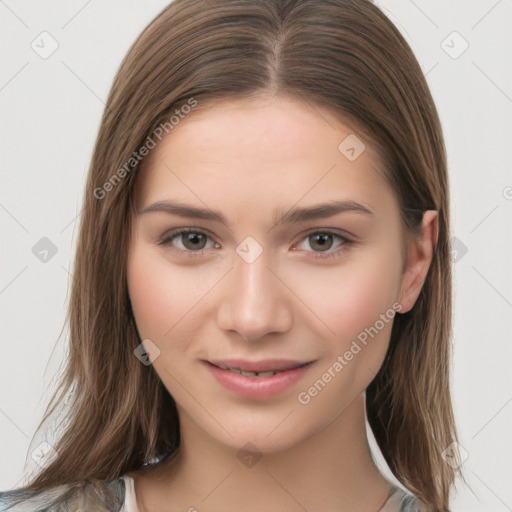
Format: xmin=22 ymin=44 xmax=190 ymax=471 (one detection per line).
xmin=127 ymin=242 xmax=204 ymax=341
xmin=127 ymin=252 xmax=169 ymax=339
xmin=292 ymin=246 xmax=403 ymax=344
xmin=290 ymin=249 xmax=402 ymax=417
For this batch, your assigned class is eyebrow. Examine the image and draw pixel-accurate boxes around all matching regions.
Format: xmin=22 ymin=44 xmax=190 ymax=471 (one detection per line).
xmin=139 ymin=199 xmax=374 ymax=226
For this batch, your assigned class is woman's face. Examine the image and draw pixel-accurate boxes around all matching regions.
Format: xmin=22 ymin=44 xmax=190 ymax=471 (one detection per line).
xmin=127 ymin=94 xmax=408 ymax=453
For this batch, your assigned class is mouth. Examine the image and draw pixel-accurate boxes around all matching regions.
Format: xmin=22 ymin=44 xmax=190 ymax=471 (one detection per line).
xmin=203 ymin=358 xmax=316 ymax=399
xmin=205 ymin=359 xmax=313 ymax=377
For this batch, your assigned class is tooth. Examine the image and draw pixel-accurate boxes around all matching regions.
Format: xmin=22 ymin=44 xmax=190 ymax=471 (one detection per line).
xmin=238 ymin=369 xmax=278 ymax=378
xmin=255 ymin=371 xmax=275 ymax=378
xmin=240 ymin=370 xmax=258 ymax=377
xmin=222 ymin=367 xmax=282 ymax=377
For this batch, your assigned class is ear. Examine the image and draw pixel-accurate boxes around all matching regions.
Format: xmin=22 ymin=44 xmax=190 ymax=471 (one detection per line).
xmin=398 ymin=210 xmax=438 ymax=313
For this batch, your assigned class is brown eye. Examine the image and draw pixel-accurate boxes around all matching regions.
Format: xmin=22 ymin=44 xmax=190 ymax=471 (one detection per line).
xmin=158 ymin=229 xmax=217 ymax=254
xmin=308 ymin=233 xmax=335 ymax=252
xmin=294 ymin=230 xmax=352 ymax=261
xmin=180 ymin=232 xmax=208 ymax=250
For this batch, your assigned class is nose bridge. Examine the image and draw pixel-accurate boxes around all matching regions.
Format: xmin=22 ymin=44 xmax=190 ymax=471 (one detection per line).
xmin=217 ymin=241 xmax=293 ymax=340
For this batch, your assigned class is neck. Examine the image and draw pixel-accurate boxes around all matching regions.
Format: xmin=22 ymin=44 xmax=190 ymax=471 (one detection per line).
xmin=134 ymin=393 xmax=394 ymax=512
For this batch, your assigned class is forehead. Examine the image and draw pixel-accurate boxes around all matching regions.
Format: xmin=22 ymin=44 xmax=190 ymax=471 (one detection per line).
xmin=135 ymin=95 xmax=395 ymax=216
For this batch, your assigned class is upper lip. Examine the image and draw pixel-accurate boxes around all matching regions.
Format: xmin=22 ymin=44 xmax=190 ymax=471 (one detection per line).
xmin=206 ymin=358 xmax=313 ymax=372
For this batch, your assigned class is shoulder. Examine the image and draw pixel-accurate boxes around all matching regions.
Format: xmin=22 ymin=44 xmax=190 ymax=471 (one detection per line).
xmin=0 ymin=452 xmax=173 ymax=511
xmin=0 ymin=477 xmax=127 ymax=512
xmin=382 ymin=486 xmax=426 ymax=512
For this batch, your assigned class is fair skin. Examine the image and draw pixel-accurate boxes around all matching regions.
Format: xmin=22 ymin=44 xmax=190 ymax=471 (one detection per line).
xmin=126 ymin=94 xmax=437 ymax=512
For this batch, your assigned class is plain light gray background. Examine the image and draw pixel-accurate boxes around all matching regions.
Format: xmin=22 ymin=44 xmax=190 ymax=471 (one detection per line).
xmin=1 ymin=1 xmax=511 ymax=510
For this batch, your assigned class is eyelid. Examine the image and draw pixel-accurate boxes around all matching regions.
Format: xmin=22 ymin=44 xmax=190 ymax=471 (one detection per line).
xmin=157 ymin=227 xmax=218 ymax=253
xmin=293 ymin=227 xmax=352 ymax=244
xmin=291 ymin=229 xmax=352 ymax=260
xmin=158 ymin=227 xmax=354 ymax=258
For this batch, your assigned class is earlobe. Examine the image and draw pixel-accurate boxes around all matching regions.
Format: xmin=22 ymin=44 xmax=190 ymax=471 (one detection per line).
xmin=398 ymin=210 xmax=438 ymax=313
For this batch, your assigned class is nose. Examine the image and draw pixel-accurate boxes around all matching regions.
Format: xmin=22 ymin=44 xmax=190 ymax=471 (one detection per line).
xmin=216 ymin=248 xmax=294 ymax=342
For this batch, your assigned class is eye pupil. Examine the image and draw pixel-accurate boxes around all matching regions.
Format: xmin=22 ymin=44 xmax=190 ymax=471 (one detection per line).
xmin=183 ymin=232 xmax=207 ymax=250
xmin=310 ymin=233 xmax=333 ymax=251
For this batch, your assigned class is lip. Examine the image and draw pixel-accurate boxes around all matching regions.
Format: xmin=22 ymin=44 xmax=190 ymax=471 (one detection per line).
xmin=206 ymin=358 xmax=311 ymax=373
xmin=203 ymin=359 xmax=315 ymax=399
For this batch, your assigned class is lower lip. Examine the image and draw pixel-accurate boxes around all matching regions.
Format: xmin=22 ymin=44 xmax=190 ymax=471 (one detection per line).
xmin=204 ymin=361 xmax=313 ymax=399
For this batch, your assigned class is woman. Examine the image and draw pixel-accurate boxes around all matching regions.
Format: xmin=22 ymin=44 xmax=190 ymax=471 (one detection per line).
xmin=0 ymin=0 xmax=461 ymax=510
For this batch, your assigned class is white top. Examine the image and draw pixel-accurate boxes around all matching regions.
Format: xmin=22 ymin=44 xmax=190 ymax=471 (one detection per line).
xmin=119 ymin=475 xmax=415 ymax=512
xmin=121 ymin=475 xmax=139 ymax=512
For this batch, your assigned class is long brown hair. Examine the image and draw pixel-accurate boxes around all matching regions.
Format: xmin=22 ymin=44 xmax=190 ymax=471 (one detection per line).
xmin=12 ymin=0 xmax=460 ymax=509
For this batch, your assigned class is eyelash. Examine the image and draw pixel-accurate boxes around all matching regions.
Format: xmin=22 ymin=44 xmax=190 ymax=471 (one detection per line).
xmin=157 ymin=228 xmax=353 ymax=261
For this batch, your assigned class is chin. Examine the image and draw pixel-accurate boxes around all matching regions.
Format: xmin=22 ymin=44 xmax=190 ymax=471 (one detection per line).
xmin=206 ymin=413 xmax=317 ymax=456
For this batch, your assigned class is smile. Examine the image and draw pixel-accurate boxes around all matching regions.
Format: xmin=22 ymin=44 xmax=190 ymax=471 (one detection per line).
xmin=215 ymin=365 xmax=287 ymax=378
xmin=203 ymin=360 xmax=315 ymax=399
